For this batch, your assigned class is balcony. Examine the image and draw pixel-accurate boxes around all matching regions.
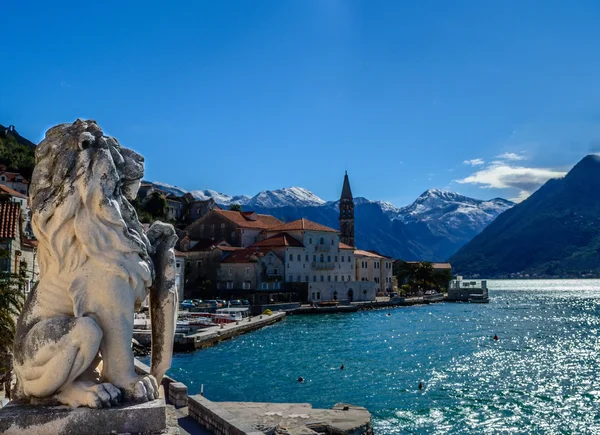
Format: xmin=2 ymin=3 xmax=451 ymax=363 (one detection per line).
xmin=311 ymin=261 xmax=335 ymax=270
xmin=314 ymin=244 xmax=330 ymax=252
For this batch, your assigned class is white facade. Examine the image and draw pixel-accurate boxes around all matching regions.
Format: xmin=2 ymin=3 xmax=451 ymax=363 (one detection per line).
xmin=355 ymin=250 xmax=394 ymax=293
xmin=175 ymin=252 xmax=186 ymax=302
xmin=278 ymin=230 xmax=355 ymax=284
xmin=308 ymin=281 xmax=377 ymax=303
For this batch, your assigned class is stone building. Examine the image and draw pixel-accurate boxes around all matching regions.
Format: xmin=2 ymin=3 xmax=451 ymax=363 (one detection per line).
xmin=261 ymin=218 xmax=355 ymax=285
xmin=355 ymin=249 xmax=394 ymax=293
xmin=181 ymin=194 xmax=219 ymax=224
xmin=0 ymin=165 xmax=28 ymax=196
xmin=339 ymin=171 xmax=355 ymax=248
xmin=185 ymin=209 xmax=283 ymax=247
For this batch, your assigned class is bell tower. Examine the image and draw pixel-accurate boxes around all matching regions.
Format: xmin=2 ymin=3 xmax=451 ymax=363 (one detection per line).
xmin=339 ymin=171 xmax=355 ymax=247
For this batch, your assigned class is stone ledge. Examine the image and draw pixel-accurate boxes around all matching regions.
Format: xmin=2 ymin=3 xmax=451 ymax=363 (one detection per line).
xmin=0 ymin=398 xmax=166 ymax=435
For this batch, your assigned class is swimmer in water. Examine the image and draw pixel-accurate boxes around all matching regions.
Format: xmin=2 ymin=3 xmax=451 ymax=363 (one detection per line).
xmin=341 ymin=364 xmax=345 ymax=370
xmin=493 ymin=334 xmax=499 ymax=341
xmin=418 ymin=382 xmax=423 ymax=390
xmin=298 ymin=377 xmax=305 ymax=383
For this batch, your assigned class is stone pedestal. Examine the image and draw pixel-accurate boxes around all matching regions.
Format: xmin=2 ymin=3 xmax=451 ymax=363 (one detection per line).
xmin=0 ymin=399 xmax=166 ymax=435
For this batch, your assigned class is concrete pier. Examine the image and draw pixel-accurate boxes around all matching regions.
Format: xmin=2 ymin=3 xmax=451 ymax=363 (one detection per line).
xmin=134 ymin=311 xmax=286 ymax=351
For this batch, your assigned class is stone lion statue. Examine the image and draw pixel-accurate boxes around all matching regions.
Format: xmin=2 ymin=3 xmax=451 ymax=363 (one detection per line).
xmin=12 ymin=119 xmax=178 ymax=408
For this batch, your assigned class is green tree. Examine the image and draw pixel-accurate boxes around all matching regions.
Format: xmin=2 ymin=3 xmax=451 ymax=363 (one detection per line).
xmin=143 ymin=192 xmax=168 ymax=221
xmin=0 ymin=257 xmax=27 ymax=384
xmin=228 ymin=203 xmax=242 ymax=211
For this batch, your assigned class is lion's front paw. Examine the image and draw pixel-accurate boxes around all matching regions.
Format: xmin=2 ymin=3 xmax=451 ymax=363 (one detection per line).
xmin=56 ymin=381 xmax=122 ymax=408
xmin=123 ymin=375 xmax=160 ymax=403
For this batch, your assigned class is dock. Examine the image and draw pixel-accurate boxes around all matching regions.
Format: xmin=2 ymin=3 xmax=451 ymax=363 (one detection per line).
xmin=134 ymin=311 xmax=286 ymax=351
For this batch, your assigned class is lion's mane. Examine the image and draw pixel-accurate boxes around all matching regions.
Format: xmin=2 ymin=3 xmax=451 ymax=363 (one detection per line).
xmin=30 ymin=119 xmax=153 ymax=301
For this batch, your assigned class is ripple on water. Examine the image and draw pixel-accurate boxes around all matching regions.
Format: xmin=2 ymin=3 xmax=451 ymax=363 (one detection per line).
xmin=147 ymin=279 xmax=600 ymax=434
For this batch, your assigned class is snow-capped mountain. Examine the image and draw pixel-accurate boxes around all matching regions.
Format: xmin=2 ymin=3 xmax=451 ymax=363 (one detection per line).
xmin=144 ymin=181 xmax=513 ymax=261
xmin=245 ymin=187 xmax=326 ymax=208
xmin=188 ymin=189 xmax=251 ymax=207
xmin=396 ymin=188 xmax=514 ymax=230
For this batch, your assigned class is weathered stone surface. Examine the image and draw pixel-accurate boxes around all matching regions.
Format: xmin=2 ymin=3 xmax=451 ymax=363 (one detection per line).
xmin=11 ymin=119 xmax=177 ymax=409
xmin=0 ymin=398 xmax=166 ymax=435
xmin=168 ymin=382 xmax=188 ymax=408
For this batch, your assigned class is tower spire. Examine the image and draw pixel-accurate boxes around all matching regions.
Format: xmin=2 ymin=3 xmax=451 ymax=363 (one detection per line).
xmin=339 ymin=172 xmax=355 ymax=247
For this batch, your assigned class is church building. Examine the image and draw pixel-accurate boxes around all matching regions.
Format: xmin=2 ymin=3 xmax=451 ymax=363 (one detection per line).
xmin=339 ymin=171 xmax=355 ymax=247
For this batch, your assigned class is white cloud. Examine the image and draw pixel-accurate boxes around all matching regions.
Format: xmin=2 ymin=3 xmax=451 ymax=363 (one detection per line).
xmin=496 ymin=152 xmax=526 ymax=161
xmin=456 ymin=164 xmax=567 ymax=202
xmin=463 ymin=158 xmax=485 ymax=166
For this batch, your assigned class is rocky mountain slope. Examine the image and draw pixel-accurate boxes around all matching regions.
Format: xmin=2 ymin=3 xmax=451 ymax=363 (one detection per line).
xmin=147 ymin=182 xmax=513 ymax=261
xmin=450 ymin=155 xmax=600 ymax=278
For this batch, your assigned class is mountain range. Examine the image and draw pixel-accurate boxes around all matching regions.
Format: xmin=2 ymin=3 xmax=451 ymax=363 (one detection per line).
xmin=450 ymin=155 xmax=600 ymax=278
xmin=149 ymin=181 xmax=514 ymax=261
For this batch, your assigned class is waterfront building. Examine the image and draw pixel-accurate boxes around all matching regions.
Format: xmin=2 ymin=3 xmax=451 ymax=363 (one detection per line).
xmin=0 ymin=165 xmax=29 ymax=196
xmin=261 ymin=218 xmax=355 ymax=284
xmin=186 ymin=209 xmax=283 ymax=247
xmin=355 ymin=249 xmax=394 ymax=293
xmin=339 ymin=171 xmax=355 ymax=247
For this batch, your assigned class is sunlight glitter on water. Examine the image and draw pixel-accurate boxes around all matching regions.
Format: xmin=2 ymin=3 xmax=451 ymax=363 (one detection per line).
xmin=155 ymin=280 xmax=600 ymax=434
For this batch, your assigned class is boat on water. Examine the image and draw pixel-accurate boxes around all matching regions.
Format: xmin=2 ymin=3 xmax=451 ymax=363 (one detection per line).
xmin=447 ymin=277 xmax=489 ymax=302
xmin=423 ymin=290 xmax=444 ymax=303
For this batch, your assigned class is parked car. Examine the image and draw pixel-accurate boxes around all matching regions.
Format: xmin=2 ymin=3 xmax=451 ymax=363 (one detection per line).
xmin=192 ymin=299 xmax=204 ymax=306
xmin=180 ymin=300 xmax=195 ymax=310
xmin=205 ymin=300 xmax=219 ymax=308
xmin=240 ymin=300 xmax=250 ymax=306
xmin=228 ymin=300 xmax=242 ymax=306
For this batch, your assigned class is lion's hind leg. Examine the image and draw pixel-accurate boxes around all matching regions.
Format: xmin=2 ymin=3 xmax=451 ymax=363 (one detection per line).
xmin=14 ymin=316 xmax=119 ymax=407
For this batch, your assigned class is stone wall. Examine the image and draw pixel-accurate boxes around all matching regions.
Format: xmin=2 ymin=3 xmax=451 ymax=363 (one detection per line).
xmin=188 ymin=395 xmax=263 ymax=435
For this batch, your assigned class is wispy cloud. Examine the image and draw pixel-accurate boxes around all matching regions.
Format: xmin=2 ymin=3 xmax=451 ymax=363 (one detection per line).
xmin=463 ymin=158 xmax=485 ymax=166
xmin=496 ymin=152 xmax=527 ymax=161
xmin=456 ymin=163 xmax=566 ymax=202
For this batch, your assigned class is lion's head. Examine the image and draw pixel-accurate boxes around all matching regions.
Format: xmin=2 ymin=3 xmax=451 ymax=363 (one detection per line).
xmin=30 ymin=119 xmax=153 ymax=289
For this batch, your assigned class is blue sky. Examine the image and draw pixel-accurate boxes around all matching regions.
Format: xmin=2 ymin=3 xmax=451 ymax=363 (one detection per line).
xmin=3 ymin=1 xmax=600 ymax=205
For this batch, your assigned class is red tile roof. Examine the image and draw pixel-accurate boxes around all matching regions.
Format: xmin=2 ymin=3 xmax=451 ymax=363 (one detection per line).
xmin=0 ymin=185 xmax=26 ymax=199
xmin=0 ymin=202 xmax=21 ymax=239
xmin=266 ymin=218 xmax=338 ymax=234
xmin=221 ymin=247 xmax=272 ymax=264
xmin=214 ymin=209 xmax=283 ymax=229
xmin=339 ymin=242 xmax=354 ymax=250
xmin=354 ymin=249 xmax=387 ymax=259
xmin=0 ymin=172 xmax=28 ymax=184
xmin=251 ymin=232 xmax=304 ymax=248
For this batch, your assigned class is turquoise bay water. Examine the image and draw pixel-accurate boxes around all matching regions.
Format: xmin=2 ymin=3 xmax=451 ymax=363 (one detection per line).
xmin=158 ymin=280 xmax=600 ymax=433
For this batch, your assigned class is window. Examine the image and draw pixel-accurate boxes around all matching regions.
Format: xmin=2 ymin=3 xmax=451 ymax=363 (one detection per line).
xmin=243 ymin=281 xmax=251 ymax=289
xmin=348 ymin=256 xmax=351 ymax=262
xmin=317 ymin=292 xmax=321 ymax=299
xmin=221 ymin=223 xmax=225 ymax=229
xmin=261 ymin=282 xmax=269 ymax=289
xmin=335 ymin=256 xmax=338 ymax=262
xmin=333 ymin=291 xmax=338 ymax=300
xmin=320 ymin=275 xmax=324 ymax=282
xmin=176 ymin=262 xmax=181 ymax=269
xmin=327 ymin=256 xmax=331 ymax=262
xmin=186 ymin=261 xmax=191 ymax=270
xmin=313 ymin=255 xmax=317 ymax=262
xmin=334 ymin=275 xmax=338 ymax=282
xmin=274 ymin=268 xmax=278 ymax=275
xmin=229 ymin=267 xmax=232 ymax=276
xmin=289 ymin=254 xmax=293 ymax=261
xmin=305 ymin=255 xmax=309 ymax=261
xmin=328 ymin=275 xmax=331 ymax=282
xmin=297 ymin=254 xmax=301 ymax=261
xmin=305 ymin=275 xmax=309 ymax=282
xmin=320 ymin=237 xmax=324 ymax=245
xmin=197 ymin=260 xmax=203 ymax=269
xmin=309 ymin=238 xmax=313 ymax=244
xmin=320 ymin=254 xmax=324 ymax=263
xmin=226 ymin=281 xmax=233 ymax=289
xmin=348 ymin=275 xmax=351 ymax=281
xmin=274 ymin=282 xmax=281 ymax=289
xmin=245 ymin=267 xmax=250 ymax=275
xmin=331 ymin=239 xmax=334 ymax=245
xmin=342 ymin=256 xmax=345 ymax=262
xmin=313 ymin=275 xmax=316 ymax=282
xmin=341 ymin=275 xmax=345 ymax=282
xmin=297 ymin=275 xmax=301 ymax=282
xmin=312 ymin=292 xmax=315 ymax=299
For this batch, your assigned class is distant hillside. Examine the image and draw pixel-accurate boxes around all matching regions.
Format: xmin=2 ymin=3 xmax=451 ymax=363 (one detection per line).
xmin=0 ymin=125 xmax=36 ymax=180
xmin=450 ymin=155 xmax=600 ymax=278
xmin=147 ymin=182 xmax=513 ymax=261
